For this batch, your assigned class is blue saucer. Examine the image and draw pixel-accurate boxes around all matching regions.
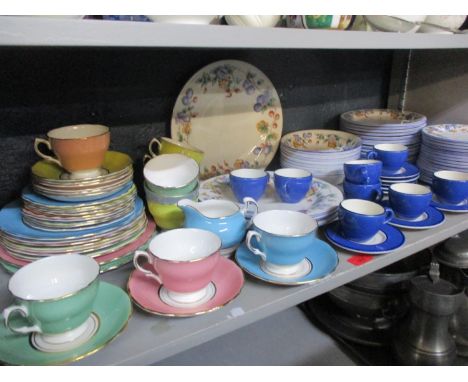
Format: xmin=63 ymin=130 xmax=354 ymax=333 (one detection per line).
xmin=381 ymin=200 xmax=445 ymax=229
xmin=381 ymin=162 xmax=420 ymax=179
xmin=324 ymin=221 xmax=405 ymax=255
xmin=235 ymin=240 xmax=338 ymax=285
xmin=431 ymin=197 xmax=468 ymax=213
xmin=0 ymin=197 xmax=144 ymax=240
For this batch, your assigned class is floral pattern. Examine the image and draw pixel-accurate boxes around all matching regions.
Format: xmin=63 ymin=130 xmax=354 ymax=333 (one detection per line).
xmin=172 ymin=61 xmax=282 ymax=179
xmin=423 ymin=124 xmax=468 ymax=142
xmin=282 ymin=130 xmax=361 ymax=152
xmin=199 ymin=173 xmax=343 ymax=225
xmin=342 ymin=109 xmax=426 ymax=125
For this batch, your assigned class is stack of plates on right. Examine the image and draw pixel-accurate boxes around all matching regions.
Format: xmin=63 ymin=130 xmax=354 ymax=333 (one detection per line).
xmin=417 ymin=124 xmax=468 ymax=185
xmin=340 ymin=109 xmax=427 ymax=163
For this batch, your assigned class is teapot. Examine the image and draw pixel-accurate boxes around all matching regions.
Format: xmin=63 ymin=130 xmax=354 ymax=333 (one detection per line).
xmin=177 ymin=197 xmax=258 ymax=256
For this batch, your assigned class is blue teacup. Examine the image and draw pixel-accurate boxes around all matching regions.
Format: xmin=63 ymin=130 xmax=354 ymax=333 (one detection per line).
xmin=339 ymin=199 xmax=394 ymax=242
xmin=389 ymin=183 xmax=432 ymax=219
xmin=274 ymin=168 xmax=313 ymax=203
xmin=432 ymin=171 xmax=468 ymax=205
xmin=343 ymin=180 xmax=383 ymax=202
xmin=246 ymin=210 xmax=318 ymax=275
xmin=229 ymin=169 xmax=269 ymax=202
xmin=367 ymin=144 xmax=408 ymax=171
xmin=344 ymin=159 xmax=382 ymax=184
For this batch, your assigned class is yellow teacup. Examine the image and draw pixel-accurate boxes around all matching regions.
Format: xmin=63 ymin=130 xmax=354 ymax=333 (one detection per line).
xmin=145 ymin=137 xmax=204 ymax=165
xmin=147 ymin=201 xmax=185 ymax=230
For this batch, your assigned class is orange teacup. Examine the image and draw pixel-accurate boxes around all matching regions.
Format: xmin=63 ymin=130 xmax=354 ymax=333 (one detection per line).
xmin=34 ymin=124 xmax=110 ymax=179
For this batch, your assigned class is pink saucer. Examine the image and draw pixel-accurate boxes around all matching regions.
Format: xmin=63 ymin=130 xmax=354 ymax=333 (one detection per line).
xmin=0 ymin=218 xmax=156 ymax=268
xmin=127 ymin=257 xmax=244 ymax=317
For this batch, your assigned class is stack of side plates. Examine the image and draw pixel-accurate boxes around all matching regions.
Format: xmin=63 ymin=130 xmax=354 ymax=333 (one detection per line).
xmin=31 ymin=151 xmax=134 ymax=202
xmin=280 ymin=129 xmax=361 ymax=185
xmin=340 ymin=109 xmax=427 ymax=163
xmin=380 ymin=163 xmax=420 ymax=195
xmin=21 ymin=182 xmax=137 ymax=231
xmin=0 ymin=198 xmax=155 ymax=273
xmin=417 ymin=124 xmax=468 ymax=185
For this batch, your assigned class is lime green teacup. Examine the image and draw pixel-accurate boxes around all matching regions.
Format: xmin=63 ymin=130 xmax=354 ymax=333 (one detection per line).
xmin=2 ymin=255 xmax=99 ymax=338
xmin=145 ymin=137 xmax=204 ymax=165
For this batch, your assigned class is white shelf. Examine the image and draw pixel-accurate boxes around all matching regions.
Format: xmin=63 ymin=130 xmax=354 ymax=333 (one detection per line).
xmin=1 ymin=211 xmax=463 ymax=365
xmin=1 ymin=17 xmax=468 ymax=49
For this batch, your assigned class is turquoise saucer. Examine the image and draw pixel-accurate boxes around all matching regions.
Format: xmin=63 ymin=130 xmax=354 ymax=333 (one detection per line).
xmin=235 ymin=240 xmax=339 ymax=286
xmin=0 ymin=282 xmax=131 ymax=365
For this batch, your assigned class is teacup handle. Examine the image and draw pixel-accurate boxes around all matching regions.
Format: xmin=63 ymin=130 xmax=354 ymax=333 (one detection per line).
xmin=246 ymin=231 xmax=267 ymax=262
xmin=34 ymin=138 xmax=62 ymax=167
xmin=148 ymin=138 xmax=162 ymax=157
xmin=383 ymin=207 xmax=395 ymax=224
xmin=133 ymin=250 xmax=163 ymax=284
xmin=3 ymin=305 xmax=42 ymax=334
xmin=241 ymin=197 xmax=258 ymax=225
xmin=366 ymin=151 xmax=378 ymax=160
xmin=143 ymin=154 xmax=153 ymax=165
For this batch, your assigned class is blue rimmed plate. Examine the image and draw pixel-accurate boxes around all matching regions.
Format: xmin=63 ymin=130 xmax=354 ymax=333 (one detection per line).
xmin=431 ymin=197 xmax=468 ymax=213
xmin=234 ymin=240 xmax=338 ymax=286
xmin=380 ymin=200 xmax=445 ymax=229
xmin=381 ymin=162 xmax=420 ymax=179
xmin=324 ymin=221 xmax=405 ymax=255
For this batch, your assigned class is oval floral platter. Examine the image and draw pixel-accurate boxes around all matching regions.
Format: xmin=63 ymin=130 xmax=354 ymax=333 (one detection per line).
xmin=171 ymin=60 xmax=283 ymax=180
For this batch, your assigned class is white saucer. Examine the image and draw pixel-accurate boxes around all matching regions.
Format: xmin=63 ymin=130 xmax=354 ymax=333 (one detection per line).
xmin=159 ymin=282 xmax=216 ymax=308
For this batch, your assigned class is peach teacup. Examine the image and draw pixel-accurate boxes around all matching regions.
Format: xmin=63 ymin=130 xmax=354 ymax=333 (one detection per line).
xmin=34 ymin=124 xmax=110 ymax=179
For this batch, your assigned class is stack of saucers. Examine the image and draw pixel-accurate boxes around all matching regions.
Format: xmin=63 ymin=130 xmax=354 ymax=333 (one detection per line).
xmin=340 ymin=109 xmax=427 ymax=163
xmin=143 ymin=153 xmax=200 ymax=230
xmin=31 ymin=151 xmax=134 ymax=202
xmin=280 ymin=129 xmax=361 ymax=185
xmin=417 ymin=124 xmax=468 ymax=185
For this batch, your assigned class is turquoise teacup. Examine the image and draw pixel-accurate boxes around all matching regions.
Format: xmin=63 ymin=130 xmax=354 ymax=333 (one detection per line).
xmin=246 ymin=210 xmax=318 ymax=276
xmin=2 ymin=255 xmax=99 ymax=340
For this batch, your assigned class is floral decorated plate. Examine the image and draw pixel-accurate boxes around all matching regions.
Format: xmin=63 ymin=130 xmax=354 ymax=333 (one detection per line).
xmin=340 ymin=109 xmax=426 ymax=127
xmin=199 ymin=172 xmax=343 ymax=224
xmin=422 ymin=124 xmax=468 ymax=144
xmin=171 ymin=60 xmax=282 ymax=180
xmin=281 ymin=129 xmax=361 ymax=153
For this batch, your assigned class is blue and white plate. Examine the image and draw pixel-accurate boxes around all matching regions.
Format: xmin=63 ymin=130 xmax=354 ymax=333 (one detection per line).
xmin=324 ymin=221 xmax=405 ymax=255
xmin=381 ymin=162 xmax=420 ymax=179
xmin=199 ymin=173 xmax=343 ymax=226
xmin=235 ymin=240 xmax=338 ymax=285
xmin=381 ymin=200 xmax=445 ymax=229
xmin=430 ymin=197 xmax=468 ymax=213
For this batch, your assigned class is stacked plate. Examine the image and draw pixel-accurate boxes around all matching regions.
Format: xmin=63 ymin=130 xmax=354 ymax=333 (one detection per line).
xmin=0 ymin=198 xmax=155 ymax=273
xmin=199 ymin=172 xmax=343 ymax=226
xmin=21 ymin=182 xmax=137 ymax=231
xmin=280 ymin=129 xmax=362 ymax=185
xmin=380 ymin=163 xmax=421 ymax=195
xmin=340 ymin=109 xmax=427 ymax=163
xmin=31 ymin=151 xmax=134 ymax=202
xmin=417 ymin=124 xmax=468 ymax=185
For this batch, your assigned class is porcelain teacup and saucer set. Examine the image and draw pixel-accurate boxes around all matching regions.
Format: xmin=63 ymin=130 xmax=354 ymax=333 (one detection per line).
xmin=128 ymin=229 xmax=244 ymax=317
xmin=367 ymin=143 xmax=420 ymax=194
xmin=33 ymin=124 xmax=134 ymax=202
xmin=0 ymin=255 xmax=131 ymax=365
xmin=235 ymin=210 xmax=338 ymax=285
xmin=325 ymin=199 xmax=405 ymax=255
xmin=430 ymin=170 xmax=468 ymax=213
xmin=382 ymin=183 xmax=445 ymax=230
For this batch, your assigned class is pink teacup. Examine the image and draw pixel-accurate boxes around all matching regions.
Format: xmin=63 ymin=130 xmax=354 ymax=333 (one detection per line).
xmin=133 ymin=228 xmax=221 ymax=304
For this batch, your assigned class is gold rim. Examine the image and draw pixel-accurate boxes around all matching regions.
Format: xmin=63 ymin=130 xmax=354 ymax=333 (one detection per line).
xmin=234 ymin=252 xmax=339 ymax=286
xmin=127 ymin=269 xmax=244 ymax=318
xmin=2 ymin=302 xmax=133 ymax=365
xmin=47 ymin=125 xmax=109 ymax=140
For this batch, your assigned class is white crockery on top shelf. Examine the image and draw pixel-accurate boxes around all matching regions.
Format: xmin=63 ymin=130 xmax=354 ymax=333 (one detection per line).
xmin=224 ymin=15 xmax=281 ymax=28
xmin=146 ymin=16 xmax=220 ymax=24
xmin=364 ymin=15 xmax=427 ymax=33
